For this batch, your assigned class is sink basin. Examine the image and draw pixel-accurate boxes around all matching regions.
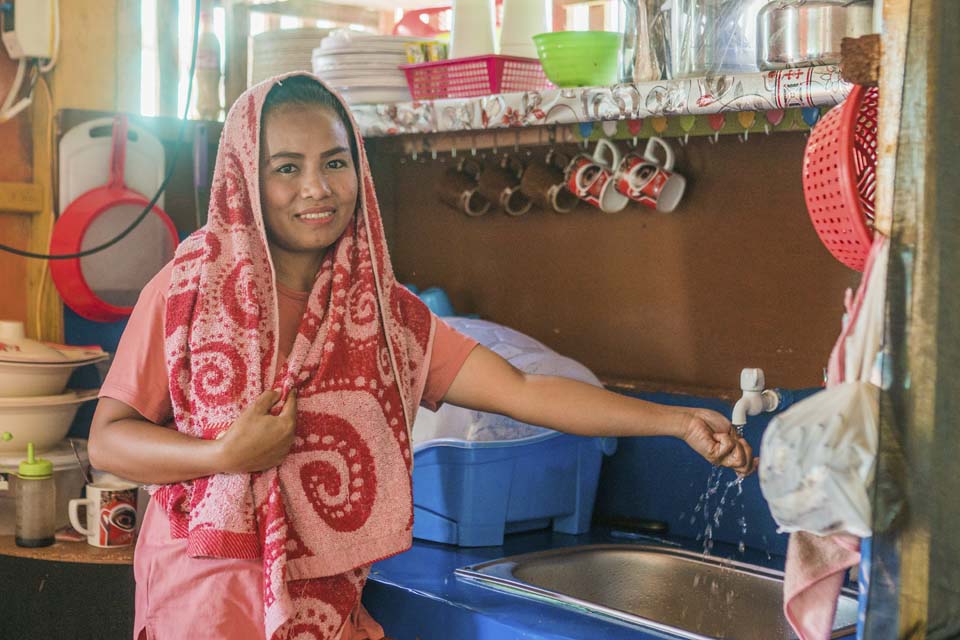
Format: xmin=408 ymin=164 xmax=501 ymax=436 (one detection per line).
xmin=455 ymin=544 xmax=858 ymax=639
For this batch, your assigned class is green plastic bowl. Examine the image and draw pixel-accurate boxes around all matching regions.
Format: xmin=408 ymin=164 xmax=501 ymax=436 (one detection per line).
xmin=533 ymin=31 xmax=622 ymax=88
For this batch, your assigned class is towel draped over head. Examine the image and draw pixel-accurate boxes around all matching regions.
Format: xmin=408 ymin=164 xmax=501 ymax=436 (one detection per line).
xmin=152 ymin=71 xmax=434 ymax=639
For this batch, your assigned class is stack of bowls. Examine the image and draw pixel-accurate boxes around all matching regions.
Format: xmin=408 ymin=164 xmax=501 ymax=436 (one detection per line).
xmin=0 ymin=320 xmax=105 ymax=453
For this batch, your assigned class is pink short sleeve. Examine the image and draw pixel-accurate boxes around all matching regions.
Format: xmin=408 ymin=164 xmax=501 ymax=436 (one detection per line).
xmin=420 ymin=317 xmax=478 ymax=411
xmin=98 ymin=262 xmax=174 ymax=425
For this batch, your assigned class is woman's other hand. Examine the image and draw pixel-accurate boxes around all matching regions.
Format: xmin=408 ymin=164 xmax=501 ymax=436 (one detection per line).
xmin=678 ymin=408 xmax=757 ymax=476
xmin=215 ymin=389 xmax=298 ymax=473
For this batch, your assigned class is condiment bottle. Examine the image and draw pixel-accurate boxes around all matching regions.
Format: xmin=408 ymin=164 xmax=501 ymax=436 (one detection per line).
xmin=15 ymin=442 xmax=56 ymax=548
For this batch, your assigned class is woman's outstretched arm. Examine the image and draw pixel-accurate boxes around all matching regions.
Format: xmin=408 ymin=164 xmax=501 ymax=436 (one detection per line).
xmin=442 ymin=345 xmax=757 ymax=475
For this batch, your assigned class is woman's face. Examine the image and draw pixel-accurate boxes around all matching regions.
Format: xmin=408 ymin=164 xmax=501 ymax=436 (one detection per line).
xmin=259 ymin=103 xmax=358 ymax=260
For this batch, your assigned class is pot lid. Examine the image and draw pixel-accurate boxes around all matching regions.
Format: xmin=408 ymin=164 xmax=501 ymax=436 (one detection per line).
xmin=0 ymin=320 xmax=106 ymax=365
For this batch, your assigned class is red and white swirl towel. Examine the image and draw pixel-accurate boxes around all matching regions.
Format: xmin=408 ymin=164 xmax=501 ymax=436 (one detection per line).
xmin=153 ymin=72 xmax=434 ymax=639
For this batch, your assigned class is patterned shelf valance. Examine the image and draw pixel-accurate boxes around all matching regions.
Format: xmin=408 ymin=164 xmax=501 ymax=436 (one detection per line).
xmin=352 ymin=66 xmax=850 ymax=138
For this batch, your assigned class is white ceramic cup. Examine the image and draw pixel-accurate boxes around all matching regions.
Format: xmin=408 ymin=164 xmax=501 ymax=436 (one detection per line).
xmin=450 ymin=0 xmax=496 ymax=58
xmin=69 ymin=480 xmax=139 ymax=547
xmin=499 ymin=0 xmax=548 ymax=58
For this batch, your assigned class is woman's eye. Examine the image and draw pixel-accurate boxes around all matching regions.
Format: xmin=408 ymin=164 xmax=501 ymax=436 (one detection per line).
xmin=277 ymin=164 xmax=297 ymax=174
xmin=327 ymin=158 xmax=348 ymax=170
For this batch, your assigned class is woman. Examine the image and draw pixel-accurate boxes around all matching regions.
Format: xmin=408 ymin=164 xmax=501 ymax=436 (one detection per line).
xmin=89 ymin=73 xmax=755 ymax=640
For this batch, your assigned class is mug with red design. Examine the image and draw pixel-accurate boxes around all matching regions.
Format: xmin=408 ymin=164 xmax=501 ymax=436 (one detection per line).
xmin=564 ymin=138 xmax=629 ymax=213
xmin=614 ymin=136 xmax=686 ymax=213
xmin=69 ymin=480 xmax=139 ymax=547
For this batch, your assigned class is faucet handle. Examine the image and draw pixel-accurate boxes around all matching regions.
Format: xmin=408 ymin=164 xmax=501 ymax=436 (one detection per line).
xmin=740 ymin=367 xmax=765 ymax=392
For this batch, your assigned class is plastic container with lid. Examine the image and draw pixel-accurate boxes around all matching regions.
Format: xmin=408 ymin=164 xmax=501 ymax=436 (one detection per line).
xmin=1 ymin=439 xmax=88 ymax=536
xmin=14 ymin=443 xmax=56 ymax=547
xmin=411 ymin=317 xmax=617 ymax=546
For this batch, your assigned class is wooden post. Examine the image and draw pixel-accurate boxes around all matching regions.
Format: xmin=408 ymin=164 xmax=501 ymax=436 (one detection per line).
xmin=25 ymin=78 xmax=61 ymax=343
xmin=157 ymin=0 xmax=180 ymax=118
xmin=865 ymin=1 xmax=960 ymax=637
xmin=224 ymin=0 xmax=250 ymax=113
xmin=115 ymin=0 xmax=142 ymax=115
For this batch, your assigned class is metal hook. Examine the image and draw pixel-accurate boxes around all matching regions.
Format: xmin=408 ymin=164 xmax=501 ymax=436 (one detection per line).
xmin=632 ymin=136 xmax=638 ymax=148
xmin=764 ymin=123 xmax=771 ymax=136
xmin=548 ymin=125 xmax=556 ymax=146
xmin=471 ymin=133 xmax=477 ymax=156
xmin=682 ymin=133 xmax=690 ymax=146
xmin=712 ymin=130 xmax=720 ymax=144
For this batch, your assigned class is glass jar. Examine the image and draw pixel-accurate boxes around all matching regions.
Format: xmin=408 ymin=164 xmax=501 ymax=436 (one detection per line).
xmin=670 ymin=0 xmax=769 ymax=78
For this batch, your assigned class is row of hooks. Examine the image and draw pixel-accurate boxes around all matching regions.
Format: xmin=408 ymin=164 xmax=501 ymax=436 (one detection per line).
xmin=397 ymin=107 xmax=824 ymax=162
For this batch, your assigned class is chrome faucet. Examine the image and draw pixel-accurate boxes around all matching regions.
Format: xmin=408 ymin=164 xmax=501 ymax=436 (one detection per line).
xmin=731 ymin=368 xmax=781 ymax=430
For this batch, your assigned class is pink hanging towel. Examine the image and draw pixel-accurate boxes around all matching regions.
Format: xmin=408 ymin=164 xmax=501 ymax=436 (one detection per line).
xmin=783 ymin=237 xmax=890 ymax=639
xmin=152 ymin=71 xmax=434 ymax=639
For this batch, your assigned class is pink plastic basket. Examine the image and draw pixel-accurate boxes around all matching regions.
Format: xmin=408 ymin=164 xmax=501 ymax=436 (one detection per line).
xmin=400 ymin=55 xmax=554 ymax=100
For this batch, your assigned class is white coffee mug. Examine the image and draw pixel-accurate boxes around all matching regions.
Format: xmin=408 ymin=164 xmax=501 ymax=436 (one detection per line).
xmin=69 ymin=480 xmax=139 ymax=548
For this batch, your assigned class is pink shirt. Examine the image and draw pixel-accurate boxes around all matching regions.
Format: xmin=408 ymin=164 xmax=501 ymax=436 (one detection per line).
xmin=100 ymin=262 xmax=477 ymax=640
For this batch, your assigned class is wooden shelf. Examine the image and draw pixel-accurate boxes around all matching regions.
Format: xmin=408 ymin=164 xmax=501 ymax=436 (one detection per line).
xmin=0 ymin=535 xmax=134 ymax=565
xmin=352 ymin=65 xmax=851 ymax=138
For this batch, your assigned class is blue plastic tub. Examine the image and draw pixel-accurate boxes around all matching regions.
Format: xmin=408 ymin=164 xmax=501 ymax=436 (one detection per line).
xmin=412 ymin=432 xmax=617 ymax=547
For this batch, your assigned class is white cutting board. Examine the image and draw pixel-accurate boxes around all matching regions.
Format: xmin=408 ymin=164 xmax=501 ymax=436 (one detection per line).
xmin=59 ymin=117 xmax=165 ymax=211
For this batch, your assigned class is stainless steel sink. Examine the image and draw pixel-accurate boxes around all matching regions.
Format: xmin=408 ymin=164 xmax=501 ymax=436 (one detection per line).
xmin=455 ymin=544 xmax=858 ymax=639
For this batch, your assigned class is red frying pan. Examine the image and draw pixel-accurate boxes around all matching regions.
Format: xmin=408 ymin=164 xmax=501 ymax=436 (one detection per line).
xmin=50 ymin=115 xmax=179 ymax=322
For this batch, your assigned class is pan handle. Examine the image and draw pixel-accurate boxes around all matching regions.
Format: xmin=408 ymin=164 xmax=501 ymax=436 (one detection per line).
xmin=108 ymin=114 xmax=128 ymax=190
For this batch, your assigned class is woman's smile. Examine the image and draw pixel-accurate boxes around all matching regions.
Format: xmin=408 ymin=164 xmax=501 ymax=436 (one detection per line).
xmin=294 ymin=206 xmax=337 ymax=224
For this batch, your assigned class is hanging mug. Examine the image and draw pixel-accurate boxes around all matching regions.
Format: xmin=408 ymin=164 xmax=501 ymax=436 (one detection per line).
xmin=477 ymin=154 xmax=532 ymax=217
xmin=519 ymin=150 xmax=579 ymax=213
xmin=436 ymin=158 xmax=492 ymax=217
xmin=614 ymin=136 xmax=687 ymax=213
xmin=564 ymin=138 xmax=629 ymax=213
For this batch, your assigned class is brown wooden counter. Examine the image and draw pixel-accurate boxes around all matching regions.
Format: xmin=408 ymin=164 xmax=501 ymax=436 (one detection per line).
xmin=0 ymin=535 xmax=135 ymax=640
xmin=0 ymin=535 xmax=134 ymax=564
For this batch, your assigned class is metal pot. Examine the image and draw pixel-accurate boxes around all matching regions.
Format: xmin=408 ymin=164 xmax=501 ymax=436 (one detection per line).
xmin=757 ymin=0 xmax=875 ymax=70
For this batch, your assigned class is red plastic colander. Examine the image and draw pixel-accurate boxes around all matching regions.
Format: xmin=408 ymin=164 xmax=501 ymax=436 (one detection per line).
xmin=801 ymin=85 xmax=879 ymax=272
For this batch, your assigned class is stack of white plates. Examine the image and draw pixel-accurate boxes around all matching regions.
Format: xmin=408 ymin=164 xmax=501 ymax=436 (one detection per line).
xmin=250 ymin=28 xmax=333 ymax=86
xmin=312 ymin=31 xmax=422 ymax=105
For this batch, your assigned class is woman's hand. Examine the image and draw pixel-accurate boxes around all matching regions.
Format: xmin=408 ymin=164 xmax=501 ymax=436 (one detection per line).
xmin=214 ymin=389 xmax=298 ymax=474
xmin=676 ymin=407 xmax=758 ymax=476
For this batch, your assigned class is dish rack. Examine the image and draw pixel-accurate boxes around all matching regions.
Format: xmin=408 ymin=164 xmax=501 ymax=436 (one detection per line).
xmin=400 ymin=55 xmax=553 ymax=100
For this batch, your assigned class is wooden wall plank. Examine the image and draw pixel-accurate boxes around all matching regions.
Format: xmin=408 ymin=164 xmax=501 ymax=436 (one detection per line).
xmin=867 ymin=1 xmax=960 ymax=638
xmin=0 ymin=45 xmax=35 ymax=330
xmin=380 ymin=133 xmax=858 ymax=392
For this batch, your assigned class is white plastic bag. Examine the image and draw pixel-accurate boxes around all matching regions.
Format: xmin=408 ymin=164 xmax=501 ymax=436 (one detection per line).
xmin=759 ymin=236 xmax=888 ymax=537
xmin=759 ymin=381 xmax=878 ymax=537
xmin=412 ymin=318 xmax=602 ymax=446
